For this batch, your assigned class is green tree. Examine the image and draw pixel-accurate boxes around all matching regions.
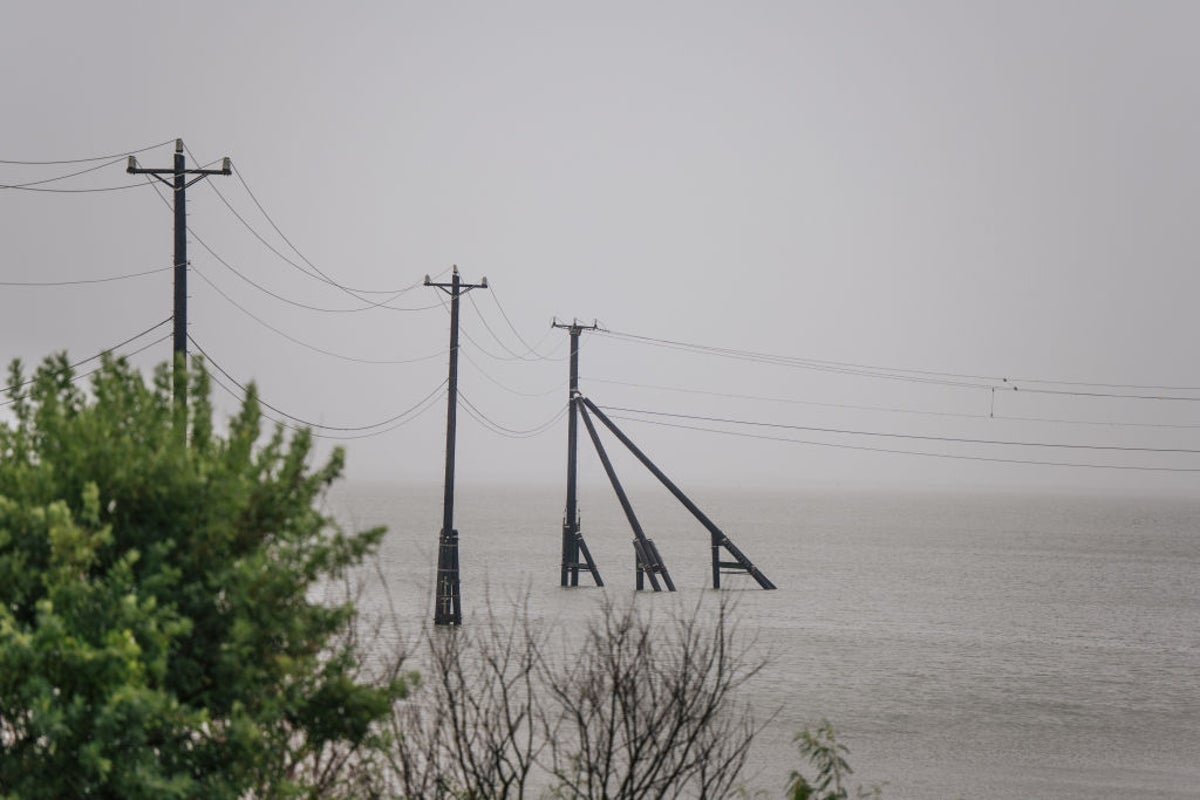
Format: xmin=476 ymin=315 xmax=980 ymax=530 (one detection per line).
xmin=0 ymin=353 xmax=407 ymax=799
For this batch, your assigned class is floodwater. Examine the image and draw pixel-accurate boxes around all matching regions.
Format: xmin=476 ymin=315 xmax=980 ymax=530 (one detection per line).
xmin=327 ymin=483 xmax=1200 ymax=799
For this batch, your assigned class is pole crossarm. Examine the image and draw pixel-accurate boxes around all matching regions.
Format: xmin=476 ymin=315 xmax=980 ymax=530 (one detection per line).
xmin=580 ymin=397 xmax=777 ymax=590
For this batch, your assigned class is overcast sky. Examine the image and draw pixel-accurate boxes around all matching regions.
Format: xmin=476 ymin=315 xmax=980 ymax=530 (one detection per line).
xmin=3 ymin=1 xmax=1200 ymax=495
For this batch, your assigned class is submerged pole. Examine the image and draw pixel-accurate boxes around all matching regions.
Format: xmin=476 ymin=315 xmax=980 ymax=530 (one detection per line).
xmin=426 ymin=266 xmax=488 ymax=625
xmin=552 ymin=318 xmax=602 ymax=588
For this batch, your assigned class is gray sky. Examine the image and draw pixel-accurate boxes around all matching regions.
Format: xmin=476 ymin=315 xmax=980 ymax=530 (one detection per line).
xmin=3 ymin=1 xmax=1200 ymax=494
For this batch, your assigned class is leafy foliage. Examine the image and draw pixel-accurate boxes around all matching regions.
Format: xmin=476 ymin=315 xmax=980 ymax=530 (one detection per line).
xmin=787 ymin=720 xmax=883 ymax=800
xmin=0 ymin=354 xmax=406 ymax=799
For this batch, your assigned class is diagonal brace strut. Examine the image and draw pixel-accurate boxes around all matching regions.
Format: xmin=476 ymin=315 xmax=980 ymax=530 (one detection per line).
xmin=578 ymin=402 xmax=675 ymax=591
xmin=580 ymin=397 xmax=776 ymax=590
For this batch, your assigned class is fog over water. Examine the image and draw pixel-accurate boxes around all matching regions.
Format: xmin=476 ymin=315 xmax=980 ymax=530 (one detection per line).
xmin=4 ymin=2 xmax=1200 ymax=496
xmin=5 ymin=6 xmax=1200 ymax=796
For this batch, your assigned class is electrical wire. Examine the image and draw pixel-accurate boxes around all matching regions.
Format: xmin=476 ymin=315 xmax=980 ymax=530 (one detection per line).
xmin=1 ymin=319 xmax=173 ymax=404
xmin=189 ymin=224 xmax=427 ymax=314
xmin=0 ymin=138 xmax=175 ymax=166
xmin=2 ymin=181 xmax=151 ymax=194
xmin=584 ymin=376 xmax=1200 ymax=431
xmin=0 ymin=264 xmax=174 ymax=287
xmin=466 ymin=293 xmax=540 ymax=360
xmin=144 ymin=173 xmax=440 ymax=320
xmin=204 ymin=367 xmax=445 ymax=441
xmin=459 ymin=347 xmax=563 ymax=398
xmin=437 ymin=292 xmax=552 ymax=362
xmin=604 ymin=413 xmax=1200 ymax=474
xmin=597 ymin=329 xmax=996 ymax=389
xmin=484 ymin=282 xmax=566 ymax=360
xmin=598 ymin=404 xmax=1200 ymax=455
xmin=183 ymin=141 xmax=444 ymax=300
xmin=228 ymin=161 xmax=433 ymax=295
xmin=189 ymin=333 xmax=448 ymax=432
xmin=598 ymin=329 xmax=1200 ymax=399
xmin=191 ymin=265 xmax=446 ymax=366
xmin=457 ymin=392 xmax=569 ymax=438
xmin=199 ymin=172 xmax=429 ymax=309
xmin=0 ymin=156 xmax=129 ymax=189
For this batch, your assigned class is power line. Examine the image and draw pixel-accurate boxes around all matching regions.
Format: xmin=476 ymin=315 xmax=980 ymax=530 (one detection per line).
xmin=458 ymin=392 xmax=569 ymax=438
xmin=0 ymin=138 xmax=174 ymax=166
xmin=0 ymin=264 xmax=174 ymax=287
xmin=143 ymin=166 xmax=440 ymax=315
xmin=191 ymin=265 xmax=446 ymax=366
xmin=485 ymin=282 xmax=565 ymax=360
xmin=189 ymin=224 xmax=440 ymax=313
xmin=584 ymin=376 xmax=1200 ymax=431
xmin=599 ymin=404 xmax=1200 ymax=455
xmin=459 ymin=347 xmax=563 ymax=398
xmin=0 ymin=156 xmax=129 ymax=189
xmin=605 ymin=413 xmax=1200 ymax=474
xmin=598 ymin=329 xmax=1200 ymax=399
xmin=200 ymin=169 xmax=424 ymax=307
xmin=1 ymin=318 xmax=173 ymax=405
xmin=2 ymin=181 xmax=151 ymax=194
xmin=189 ymin=334 xmax=448 ymax=432
xmin=466 ymin=292 xmax=542 ymax=360
xmin=203 ymin=367 xmax=445 ymax=441
xmin=228 ymin=160 xmax=430 ymax=295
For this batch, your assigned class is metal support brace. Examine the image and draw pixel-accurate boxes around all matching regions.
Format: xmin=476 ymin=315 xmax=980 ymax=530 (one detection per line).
xmin=580 ymin=397 xmax=776 ymax=590
xmin=578 ymin=403 xmax=675 ymax=591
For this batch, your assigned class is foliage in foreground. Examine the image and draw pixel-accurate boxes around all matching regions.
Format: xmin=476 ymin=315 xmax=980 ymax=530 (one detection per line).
xmin=0 ymin=354 xmax=407 ymax=799
xmin=370 ymin=594 xmax=764 ymax=799
xmin=787 ymin=720 xmax=883 ymax=800
xmin=0 ymin=353 xmax=885 ymax=799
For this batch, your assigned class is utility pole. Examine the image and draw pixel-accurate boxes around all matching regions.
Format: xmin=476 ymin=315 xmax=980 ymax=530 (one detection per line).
xmin=426 ymin=266 xmax=488 ymax=626
xmin=127 ymin=139 xmax=230 ymax=415
xmin=551 ymin=318 xmax=603 ymax=588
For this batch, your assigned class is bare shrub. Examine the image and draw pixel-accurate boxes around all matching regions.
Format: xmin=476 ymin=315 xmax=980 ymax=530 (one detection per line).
xmin=386 ymin=593 xmax=765 ymax=799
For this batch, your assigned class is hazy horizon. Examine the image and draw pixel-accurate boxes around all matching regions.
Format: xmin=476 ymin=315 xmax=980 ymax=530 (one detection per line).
xmin=5 ymin=1 xmax=1200 ymax=497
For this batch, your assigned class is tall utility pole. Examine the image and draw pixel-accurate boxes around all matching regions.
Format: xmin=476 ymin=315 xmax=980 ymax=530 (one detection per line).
xmin=127 ymin=139 xmax=230 ymax=412
xmin=426 ymin=266 xmax=488 ymax=626
xmin=551 ymin=318 xmax=603 ymax=588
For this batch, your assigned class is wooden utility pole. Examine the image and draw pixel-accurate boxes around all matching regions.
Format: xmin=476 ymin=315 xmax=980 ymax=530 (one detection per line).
xmin=127 ymin=139 xmax=230 ymax=415
xmin=426 ymin=266 xmax=488 ymax=626
xmin=552 ymin=318 xmax=603 ymax=588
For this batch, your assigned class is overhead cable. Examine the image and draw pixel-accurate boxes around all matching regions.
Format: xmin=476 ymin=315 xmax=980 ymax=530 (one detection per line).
xmin=599 ymin=404 xmax=1200 ymax=455
xmin=192 ymin=266 xmax=445 ymax=365
xmin=484 ymin=283 xmax=566 ymax=360
xmin=0 ymin=156 xmax=129 ymax=189
xmin=2 ymin=318 xmax=173 ymax=404
xmin=229 ymin=161 xmax=431 ymax=295
xmin=459 ymin=347 xmax=563 ymax=398
xmin=189 ymin=333 xmax=448 ymax=432
xmin=458 ymin=392 xmax=568 ymax=438
xmin=201 ymin=171 xmax=423 ymax=307
xmin=204 ymin=368 xmax=445 ymax=441
xmin=585 ymin=376 xmax=1200 ymax=431
xmin=606 ymin=414 xmax=1200 ymax=474
xmin=598 ymin=329 xmax=1200 ymax=399
xmin=0 ymin=138 xmax=174 ymax=166
xmin=0 ymin=264 xmax=174 ymax=287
